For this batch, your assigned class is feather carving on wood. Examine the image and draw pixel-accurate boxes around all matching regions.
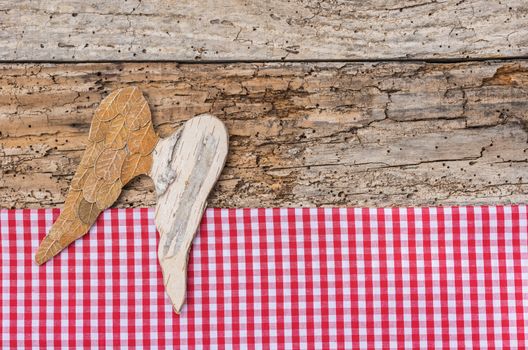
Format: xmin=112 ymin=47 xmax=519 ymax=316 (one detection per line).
xmin=34 ymin=86 xmax=229 ymax=314
xmin=35 ymin=87 xmax=157 ymax=265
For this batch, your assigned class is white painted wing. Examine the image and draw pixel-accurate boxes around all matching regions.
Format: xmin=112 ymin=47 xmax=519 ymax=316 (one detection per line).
xmin=149 ymin=114 xmax=229 ymax=313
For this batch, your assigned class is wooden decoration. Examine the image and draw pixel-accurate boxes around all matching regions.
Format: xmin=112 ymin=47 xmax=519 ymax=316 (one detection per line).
xmin=35 ymin=87 xmax=157 ymax=265
xmin=34 ymin=87 xmax=229 ymax=313
xmin=150 ymin=116 xmax=228 ymax=313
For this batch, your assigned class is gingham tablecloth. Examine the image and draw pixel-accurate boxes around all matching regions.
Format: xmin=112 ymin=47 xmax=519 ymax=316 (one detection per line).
xmin=1 ymin=206 xmax=527 ymax=349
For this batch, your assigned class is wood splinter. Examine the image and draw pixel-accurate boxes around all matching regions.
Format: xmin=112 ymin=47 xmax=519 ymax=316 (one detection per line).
xmin=34 ymin=86 xmax=229 ymax=313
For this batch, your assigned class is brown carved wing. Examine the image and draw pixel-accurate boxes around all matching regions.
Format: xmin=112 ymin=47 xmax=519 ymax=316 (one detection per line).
xmin=35 ymin=87 xmax=159 ymax=265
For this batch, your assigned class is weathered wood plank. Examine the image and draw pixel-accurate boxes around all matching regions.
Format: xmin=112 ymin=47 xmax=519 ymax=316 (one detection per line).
xmin=0 ymin=0 xmax=527 ymax=61
xmin=0 ymin=61 xmax=527 ymax=208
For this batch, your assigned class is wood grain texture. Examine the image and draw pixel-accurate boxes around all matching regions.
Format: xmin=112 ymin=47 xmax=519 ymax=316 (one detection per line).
xmin=150 ymin=114 xmax=228 ymax=312
xmin=0 ymin=0 xmax=527 ymax=61
xmin=0 ymin=61 xmax=528 ymax=208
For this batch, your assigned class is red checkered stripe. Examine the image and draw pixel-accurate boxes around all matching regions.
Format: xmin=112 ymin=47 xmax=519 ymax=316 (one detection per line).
xmin=1 ymin=206 xmax=527 ymax=349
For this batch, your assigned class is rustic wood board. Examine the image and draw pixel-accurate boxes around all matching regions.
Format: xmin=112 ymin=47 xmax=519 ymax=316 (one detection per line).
xmin=1 ymin=61 xmax=527 ymax=208
xmin=1 ymin=0 xmax=527 ymax=61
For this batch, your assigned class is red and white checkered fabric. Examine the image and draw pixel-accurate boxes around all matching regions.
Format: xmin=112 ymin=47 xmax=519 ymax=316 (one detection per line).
xmin=1 ymin=206 xmax=528 ymax=349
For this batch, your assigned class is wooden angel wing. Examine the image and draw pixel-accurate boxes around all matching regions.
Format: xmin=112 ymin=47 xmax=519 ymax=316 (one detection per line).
xmin=35 ymin=87 xmax=159 ymax=265
xmin=149 ymin=114 xmax=229 ymax=313
xmin=35 ymin=87 xmax=229 ymax=314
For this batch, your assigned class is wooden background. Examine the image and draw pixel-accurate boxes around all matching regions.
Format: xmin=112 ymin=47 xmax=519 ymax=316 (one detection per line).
xmin=1 ymin=0 xmax=527 ymax=208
